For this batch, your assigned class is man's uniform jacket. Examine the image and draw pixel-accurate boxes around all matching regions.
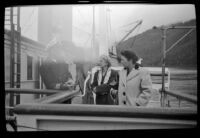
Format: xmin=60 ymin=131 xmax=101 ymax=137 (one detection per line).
xmin=118 ymin=67 xmax=153 ymax=106
xmin=40 ymin=58 xmax=72 ymax=90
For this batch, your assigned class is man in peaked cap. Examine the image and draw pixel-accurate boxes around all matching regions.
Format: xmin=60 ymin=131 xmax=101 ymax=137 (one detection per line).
xmin=40 ymin=26 xmax=75 ymax=103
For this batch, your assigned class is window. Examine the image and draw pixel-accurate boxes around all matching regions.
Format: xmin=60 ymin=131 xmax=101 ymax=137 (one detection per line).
xmin=27 ymin=55 xmax=33 ymax=80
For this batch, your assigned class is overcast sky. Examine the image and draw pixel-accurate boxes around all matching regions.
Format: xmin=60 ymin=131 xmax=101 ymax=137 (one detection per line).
xmin=9 ymin=4 xmax=195 ymax=48
xmin=73 ymin=4 xmax=196 ymax=50
xmin=109 ymin=4 xmax=196 ymax=40
xmin=74 ymin=4 xmax=195 ymax=42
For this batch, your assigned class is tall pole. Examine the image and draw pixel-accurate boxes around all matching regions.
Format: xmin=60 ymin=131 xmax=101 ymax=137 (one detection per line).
xmin=106 ymin=6 xmax=109 ymax=51
xmin=16 ymin=7 xmax=21 ymax=104
xmin=9 ymin=7 xmax=15 ymax=112
xmin=161 ymin=28 xmax=166 ymax=107
xmin=92 ymin=5 xmax=95 ymax=60
xmin=153 ymin=25 xmax=196 ymax=108
xmin=10 ymin=7 xmax=14 ymax=88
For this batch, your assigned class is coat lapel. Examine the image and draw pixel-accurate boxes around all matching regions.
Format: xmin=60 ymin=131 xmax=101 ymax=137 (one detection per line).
xmin=126 ymin=68 xmax=139 ymax=82
xmin=97 ymin=70 xmax=102 ymax=85
xmin=120 ymin=69 xmax=127 ymax=88
xmin=97 ymin=67 xmax=112 ymax=85
xmin=103 ymin=67 xmax=111 ymax=84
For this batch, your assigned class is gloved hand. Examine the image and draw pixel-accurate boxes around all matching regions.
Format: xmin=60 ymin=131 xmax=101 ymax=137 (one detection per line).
xmin=110 ymin=88 xmax=118 ymax=99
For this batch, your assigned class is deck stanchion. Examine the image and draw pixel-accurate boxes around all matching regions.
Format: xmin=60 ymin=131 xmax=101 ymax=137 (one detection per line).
xmin=161 ymin=28 xmax=167 ymax=107
xmin=159 ymin=25 xmax=196 ymax=108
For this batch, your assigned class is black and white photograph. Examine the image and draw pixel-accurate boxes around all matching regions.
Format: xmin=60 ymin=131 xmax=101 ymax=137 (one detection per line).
xmin=4 ymin=3 xmax=197 ymax=131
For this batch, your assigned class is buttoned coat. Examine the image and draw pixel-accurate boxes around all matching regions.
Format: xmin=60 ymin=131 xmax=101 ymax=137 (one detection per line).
xmin=118 ymin=67 xmax=153 ymax=106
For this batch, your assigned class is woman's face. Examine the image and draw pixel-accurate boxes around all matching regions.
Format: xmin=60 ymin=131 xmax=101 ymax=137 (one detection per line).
xmin=99 ymin=58 xmax=108 ymax=68
xmin=120 ymin=55 xmax=129 ymax=68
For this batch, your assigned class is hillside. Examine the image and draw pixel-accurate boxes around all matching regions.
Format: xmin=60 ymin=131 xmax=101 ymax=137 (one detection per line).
xmin=116 ymin=19 xmax=197 ymax=67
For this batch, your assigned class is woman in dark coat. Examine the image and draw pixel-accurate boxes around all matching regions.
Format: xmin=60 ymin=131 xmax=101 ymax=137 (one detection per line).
xmin=90 ymin=55 xmax=119 ymax=105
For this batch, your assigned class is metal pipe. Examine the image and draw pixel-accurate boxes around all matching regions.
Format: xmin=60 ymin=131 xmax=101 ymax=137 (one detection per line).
xmin=164 ymin=89 xmax=197 ymax=105
xmin=92 ymin=5 xmax=95 ymax=59
xmin=35 ymin=89 xmax=80 ymax=104
xmin=117 ymin=20 xmax=142 ymax=46
xmin=13 ymin=103 xmax=197 ymax=119
xmin=161 ymin=28 xmax=166 ymax=107
xmin=157 ymin=25 xmax=196 ymax=108
xmin=16 ymin=7 xmax=21 ymax=105
xmin=5 ymin=88 xmax=63 ymax=94
xmin=6 ymin=106 xmax=14 ymax=110
xmin=9 ymin=7 xmax=15 ymax=114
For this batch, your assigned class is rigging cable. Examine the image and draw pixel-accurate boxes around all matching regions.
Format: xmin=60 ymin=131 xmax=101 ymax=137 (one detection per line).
xmin=119 ymin=20 xmax=140 ymax=28
xmin=21 ymin=8 xmax=35 ymax=32
xmin=23 ymin=9 xmax=36 ymax=34
xmin=130 ymin=22 xmax=142 ymax=47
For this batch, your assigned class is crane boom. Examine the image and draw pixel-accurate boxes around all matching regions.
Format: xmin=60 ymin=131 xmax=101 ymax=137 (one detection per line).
xmin=117 ymin=20 xmax=142 ymax=47
xmin=109 ymin=20 xmax=142 ymax=59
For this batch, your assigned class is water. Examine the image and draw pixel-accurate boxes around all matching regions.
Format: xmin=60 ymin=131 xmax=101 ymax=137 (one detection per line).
xmin=148 ymin=67 xmax=197 ymax=108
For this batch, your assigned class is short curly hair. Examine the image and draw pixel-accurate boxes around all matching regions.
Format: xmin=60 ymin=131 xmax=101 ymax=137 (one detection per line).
xmin=99 ymin=55 xmax=111 ymax=67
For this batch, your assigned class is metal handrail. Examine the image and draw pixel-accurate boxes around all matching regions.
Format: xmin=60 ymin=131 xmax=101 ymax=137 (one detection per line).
xmin=5 ymin=88 xmax=81 ymax=104
xmin=5 ymin=88 xmax=64 ymax=95
xmin=13 ymin=103 xmax=197 ymax=120
xmin=6 ymin=106 xmax=14 ymax=110
xmin=160 ymin=89 xmax=197 ymax=105
xmin=34 ymin=89 xmax=80 ymax=104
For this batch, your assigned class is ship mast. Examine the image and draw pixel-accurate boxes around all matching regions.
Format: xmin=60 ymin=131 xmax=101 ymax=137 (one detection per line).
xmin=92 ymin=5 xmax=95 ymax=60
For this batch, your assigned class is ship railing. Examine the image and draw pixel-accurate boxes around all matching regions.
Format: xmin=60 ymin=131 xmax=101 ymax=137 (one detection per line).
xmin=5 ymin=88 xmax=81 ymax=118
xmin=12 ymin=103 xmax=197 ymax=131
xmin=5 ymin=87 xmax=197 ymax=131
xmin=160 ymin=89 xmax=197 ymax=107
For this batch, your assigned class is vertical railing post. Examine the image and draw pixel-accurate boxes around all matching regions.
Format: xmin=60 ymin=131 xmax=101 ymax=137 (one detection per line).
xmin=161 ymin=28 xmax=167 ymax=107
xmin=154 ymin=25 xmax=196 ymax=108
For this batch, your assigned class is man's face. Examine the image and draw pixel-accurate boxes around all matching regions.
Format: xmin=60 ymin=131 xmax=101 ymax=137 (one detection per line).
xmin=120 ymin=55 xmax=129 ymax=68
